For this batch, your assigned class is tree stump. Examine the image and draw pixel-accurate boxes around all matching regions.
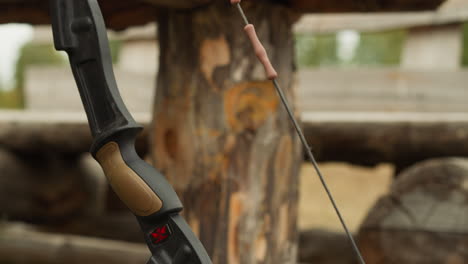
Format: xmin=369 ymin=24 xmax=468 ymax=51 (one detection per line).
xmin=152 ymin=2 xmax=301 ymax=263
xmin=358 ymin=158 xmax=468 ymax=263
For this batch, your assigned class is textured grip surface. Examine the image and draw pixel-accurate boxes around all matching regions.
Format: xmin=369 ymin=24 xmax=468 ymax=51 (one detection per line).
xmin=244 ymin=24 xmax=278 ymax=80
xmin=97 ymin=142 xmax=163 ymax=216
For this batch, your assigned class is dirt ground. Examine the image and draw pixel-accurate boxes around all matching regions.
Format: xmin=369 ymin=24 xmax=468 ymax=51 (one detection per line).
xmin=299 ymin=162 xmax=394 ymax=232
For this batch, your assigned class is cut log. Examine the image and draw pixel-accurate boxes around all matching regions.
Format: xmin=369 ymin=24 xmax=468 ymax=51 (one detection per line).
xmin=44 ymin=213 xmax=144 ymax=243
xmin=0 ymin=111 xmax=150 ymax=155
xmin=1 ymin=111 xmax=468 ymax=169
xmin=0 ymin=149 xmax=105 ymax=223
xmin=358 ymin=158 xmax=468 ymax=263
xmin=152 ymin=2 xmax=301 ymax=263
xmin=0 ymin=222 xmax=149 ymax=264
xmin=299 ymin=230 xmax=356 ymax=264
xmin=302 ymin=112 xmax=468 ymax=169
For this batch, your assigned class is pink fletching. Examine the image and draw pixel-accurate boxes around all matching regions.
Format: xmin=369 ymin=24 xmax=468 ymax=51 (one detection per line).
xmin=230 ymin=0 xmax=241 ymax=4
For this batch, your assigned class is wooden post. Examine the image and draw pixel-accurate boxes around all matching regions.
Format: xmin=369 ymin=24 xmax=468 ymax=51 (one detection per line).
xmin=151 ymin=2 xmax=301 ymax=263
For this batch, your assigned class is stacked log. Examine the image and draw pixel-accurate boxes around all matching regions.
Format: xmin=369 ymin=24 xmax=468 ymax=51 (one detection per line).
xmin=0 ymin=223 xmax=148 ymax=264
xmin=299 ymin=230 xmax=356 ymax=264
xmin=358 ymin=158 xmax=468 ymax=263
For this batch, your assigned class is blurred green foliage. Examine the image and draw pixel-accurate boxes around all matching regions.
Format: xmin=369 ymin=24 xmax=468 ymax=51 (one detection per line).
xmin=352 ymin=30 xmax=405 ymax=66
xmin=296 ymin=30 xmax=406 ymax=68
xmin=296 ymin=33 xmax=339 ymax=67
xmin=297 ymin=24 xmax=468 ymax=68
xmin=462 ymin=23 xmax=468 ymax=66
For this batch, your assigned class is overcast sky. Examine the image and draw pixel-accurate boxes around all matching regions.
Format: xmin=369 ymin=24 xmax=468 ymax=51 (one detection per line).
xmin=0 ymin=24 xmax=33 ymax=90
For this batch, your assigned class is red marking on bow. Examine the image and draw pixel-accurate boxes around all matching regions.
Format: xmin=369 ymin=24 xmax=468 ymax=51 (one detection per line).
xmin=151 ymin=225 xmax=171 ymax=244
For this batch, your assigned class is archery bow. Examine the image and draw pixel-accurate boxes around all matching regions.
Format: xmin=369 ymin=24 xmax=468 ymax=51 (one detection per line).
xmin=230 ymin=1 xmax=367 ymax=263
xmin=49 ymin=0 xmax=212 ymax=263
xmin=49 ymin=0 xmax=365 ymax=262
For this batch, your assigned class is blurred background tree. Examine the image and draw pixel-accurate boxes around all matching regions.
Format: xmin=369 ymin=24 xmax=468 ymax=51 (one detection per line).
xmin=297 ymin=23 xmax=468 ymax=68
xmin=462 ymin=23 xmax=468 ymax=66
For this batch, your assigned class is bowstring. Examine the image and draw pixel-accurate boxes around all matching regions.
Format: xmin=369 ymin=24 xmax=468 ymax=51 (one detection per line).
xmin=234 ymin=3 xmax=366 ymax=264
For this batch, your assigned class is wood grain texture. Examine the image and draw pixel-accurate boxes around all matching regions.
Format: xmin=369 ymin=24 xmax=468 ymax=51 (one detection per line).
xmin=151 ymin=2 xmax=301 ymax=263
xmin=358 ymin=158 xmax=468 ymax=263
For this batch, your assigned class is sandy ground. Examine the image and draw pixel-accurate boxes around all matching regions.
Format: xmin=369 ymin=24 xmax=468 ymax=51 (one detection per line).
xmin=298 ymin=162 xmax=394 ymax=232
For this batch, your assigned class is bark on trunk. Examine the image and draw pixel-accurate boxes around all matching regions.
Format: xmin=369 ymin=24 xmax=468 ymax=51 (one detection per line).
xmin=152 ymin=2 xmax=301 ymax=263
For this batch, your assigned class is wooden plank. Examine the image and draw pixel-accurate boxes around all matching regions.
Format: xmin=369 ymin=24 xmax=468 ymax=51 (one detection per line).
xmin=297 ymin=69 xmax=468 ymax=112
xmin=402 ymin=24 xmax=463 ymax=69
xmin=294 ymin=10 xmax=468 ymax=34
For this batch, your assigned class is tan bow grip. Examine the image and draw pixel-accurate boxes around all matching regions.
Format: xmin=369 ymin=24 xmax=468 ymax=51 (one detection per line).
xmin=96 ymin=142 xmax=163 ymax=216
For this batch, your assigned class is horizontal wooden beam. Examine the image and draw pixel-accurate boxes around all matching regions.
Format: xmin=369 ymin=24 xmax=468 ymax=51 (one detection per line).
xmin=1 ymin=110 xmax=467 ymax=168
xmin=303 ymin=112 xmax=468 ymax=168
xmin=0 ymin=0 xmax=448 ymax=28
xmin=0 ymin=0 xmax=157 ymax=30
xmin=290 ymin=0 xmax=446 ymax=13
xmin=295 ymin=10 xmax=468 ymax=34
xmin=0 ymin=111 xmax=150 ymax=154
xmin=297 ymin=69 xmax=468 ymax=112
xmin=141 ymin=0 xmax=210 ymax=9
xmin=0 ymin=222 xmax=349 ymax=264
xmin=0 ymin=222 xmax=148 ymax=264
